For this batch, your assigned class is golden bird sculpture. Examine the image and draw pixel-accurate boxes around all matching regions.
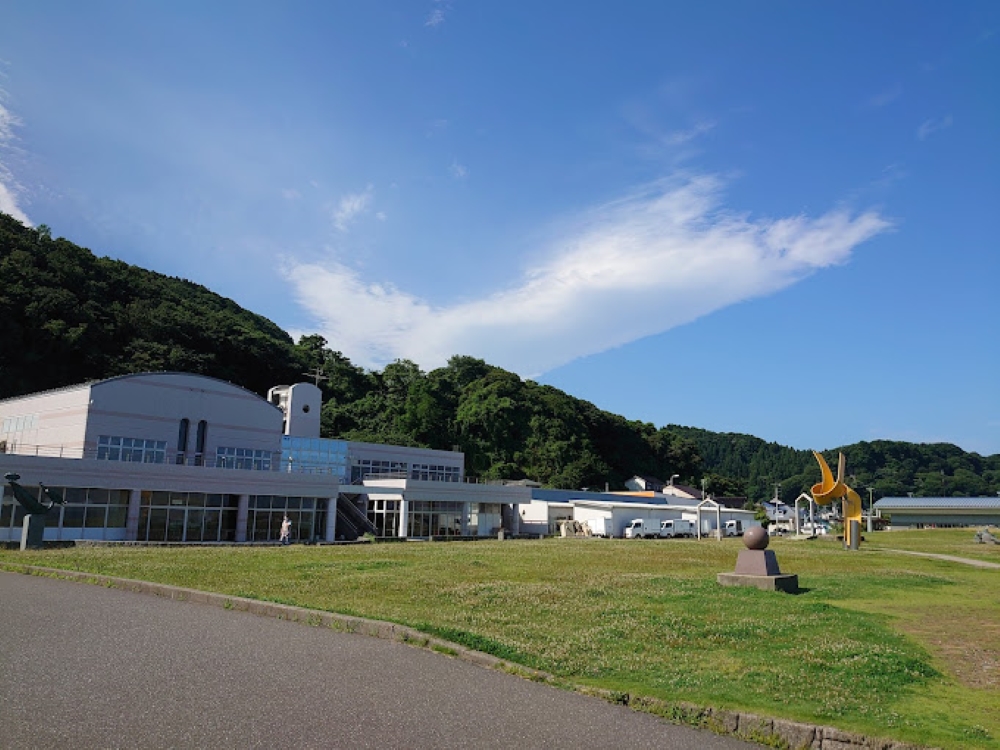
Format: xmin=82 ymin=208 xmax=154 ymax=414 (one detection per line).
xmin=810 ymin=451 xmax=863 ymax=548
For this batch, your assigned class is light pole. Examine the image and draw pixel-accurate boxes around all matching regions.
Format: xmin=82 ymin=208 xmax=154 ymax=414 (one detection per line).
xmin=669 ymin=474 xmax=679 ymax=487
xmin=866 ymin=487 xmax=875 ymax=533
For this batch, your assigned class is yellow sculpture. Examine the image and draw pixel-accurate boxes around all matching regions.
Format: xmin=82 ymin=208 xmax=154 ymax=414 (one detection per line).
xmin=811 ymin=451 xmax=863 ymax=548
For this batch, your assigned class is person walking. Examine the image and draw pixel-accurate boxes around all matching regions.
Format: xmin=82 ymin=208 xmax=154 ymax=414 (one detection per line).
xmin=279 ymin=515 xmax=292 ymax=545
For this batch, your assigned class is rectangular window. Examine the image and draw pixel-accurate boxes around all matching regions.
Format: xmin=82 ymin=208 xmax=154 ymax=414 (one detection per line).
xmin=97 ymin=435 xmax=166 ymax=464
xmin=62 ymin=504 xmax=85 ymax=528
xmin=216 ymin=446 xmax=273 ymax=471
xmin=107 ymin=505 xmax=127 ymax=528
xmin=85 ymin=505 xmax=107 ymax=528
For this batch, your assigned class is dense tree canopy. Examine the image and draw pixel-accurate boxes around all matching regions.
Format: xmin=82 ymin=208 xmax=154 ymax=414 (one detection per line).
xmin=3 ymin=211 xmax=997 ymax=498
xmin=0 ymin=213 xmax=307 ymax=396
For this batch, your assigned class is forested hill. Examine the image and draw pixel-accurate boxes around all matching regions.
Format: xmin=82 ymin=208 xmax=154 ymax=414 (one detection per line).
xmin=0 ymin=212 xmax=306 ymax=396
xmin=666 ymin=426 xmax=1000 ymax=503
xmin=3 ymin=212 xmax=998 ymax=501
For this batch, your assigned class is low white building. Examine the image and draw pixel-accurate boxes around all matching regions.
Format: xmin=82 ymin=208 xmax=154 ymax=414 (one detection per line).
xmin=518 ymin=488 xmax=757 ymax=538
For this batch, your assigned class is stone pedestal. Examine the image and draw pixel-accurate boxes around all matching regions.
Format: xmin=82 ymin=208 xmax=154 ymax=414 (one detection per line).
xmin=717 ymin=571 xmax=799 ymax=593
xmin=21 ymin=514 xmax=46 ymax=550
xmin=717 ymin=530 xmax=798 ymax=593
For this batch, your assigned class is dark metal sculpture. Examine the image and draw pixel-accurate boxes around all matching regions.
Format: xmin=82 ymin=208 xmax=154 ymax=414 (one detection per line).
xmin=4 ymin=472 xmax=65 ymax=549
xmin=4 ymin=473 xmax=65 ymax=514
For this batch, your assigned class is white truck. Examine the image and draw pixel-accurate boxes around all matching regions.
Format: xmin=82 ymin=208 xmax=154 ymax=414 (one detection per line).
xmin=725 ymin=519 xmax=761 ymax=537
xmin=800 ymin=521 xmax=830 ymax=536
xmin=624 ymin=518 xmax=660 ymax=539
xmin=659 ymin=519 xmax=695 ymax=538
xmin=585 ymin=517 xmax=612 ymax=538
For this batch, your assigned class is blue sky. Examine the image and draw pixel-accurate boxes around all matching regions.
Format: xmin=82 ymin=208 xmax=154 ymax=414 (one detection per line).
xmin=2 ymin=2 xmax=998 ymax=455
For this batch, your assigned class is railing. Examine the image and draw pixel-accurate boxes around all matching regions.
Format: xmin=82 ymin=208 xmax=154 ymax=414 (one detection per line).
xmin=0 ymin=443 xmax=343 ymax=476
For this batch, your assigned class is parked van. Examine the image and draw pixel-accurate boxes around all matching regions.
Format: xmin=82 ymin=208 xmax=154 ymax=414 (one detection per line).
xmin=659 ymin=519 xmax=695 ymax=538
xmin=624 ymin=518 xmax=660 ymax=539
xmin=725 ymin=519 xmax=761 ymax=537
xmin=800 ymin=521 xmax=830 ymax=536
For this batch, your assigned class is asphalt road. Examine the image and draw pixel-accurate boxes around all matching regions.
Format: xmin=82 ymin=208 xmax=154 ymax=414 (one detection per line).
xmin=1 ymin=571 xmax=763 ymax=749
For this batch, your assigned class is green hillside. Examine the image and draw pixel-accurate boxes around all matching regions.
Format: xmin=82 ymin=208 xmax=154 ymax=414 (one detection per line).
xmin=0 ymin=213 xmax=305 ymax=397
xmin=3 ymin=211 xmax=997 ymax=500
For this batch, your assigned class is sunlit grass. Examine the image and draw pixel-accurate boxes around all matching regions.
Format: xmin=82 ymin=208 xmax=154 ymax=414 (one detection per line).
xmin=2 ymin=530 xmax=998 ymax=749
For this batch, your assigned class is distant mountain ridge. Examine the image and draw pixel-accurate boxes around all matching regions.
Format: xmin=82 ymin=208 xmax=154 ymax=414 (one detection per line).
xmin=3 ymin=212 xmax=997 ymax=501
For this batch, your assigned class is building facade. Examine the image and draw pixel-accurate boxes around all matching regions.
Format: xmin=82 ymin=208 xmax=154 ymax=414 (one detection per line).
xmin=873 ymin=497 xmax=1000 ymax=528
xmin=1 ymin=373 xmax=527 ymax=544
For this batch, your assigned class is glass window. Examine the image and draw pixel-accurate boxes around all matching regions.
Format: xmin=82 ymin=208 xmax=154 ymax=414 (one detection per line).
xmin=62 ymin=504 xmax=85 ymax=528
xmin=87 ymin=489 xmax=110 ymax=505
xmin=203 ymin=510 xmax=221 ymax=542
xmin=216 ymin=446 xmax=274 ymax=471
xmin=85 ymin=505 xmax=107 ymax=528
xmin=64 ymin=487 xmax=88 ymax=505
xmin=146 ymin=491 xmax=169 ymax=507
xmin=97 ymin=435 xmax=165 ymax=464
xmin=186 ymin=509 xmax=204 ymax=542
xmin=107 ymin=505 xmax=127 ymax=528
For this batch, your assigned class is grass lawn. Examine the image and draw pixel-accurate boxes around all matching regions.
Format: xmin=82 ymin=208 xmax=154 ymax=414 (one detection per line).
xmin=3 ymin=529 xmax=998 ymax=749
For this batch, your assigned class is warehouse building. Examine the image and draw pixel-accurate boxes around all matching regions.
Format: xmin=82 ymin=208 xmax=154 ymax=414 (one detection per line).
xmin=873 ymin=497 xmax=1000 ymax=529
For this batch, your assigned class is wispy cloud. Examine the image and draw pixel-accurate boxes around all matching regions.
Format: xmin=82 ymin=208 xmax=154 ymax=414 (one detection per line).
xmin=425 ymin=1 xmax=451 ymax=28
xmin=449 ymin=160 xmax=468 ymax=179
xmin=660 ymin=120 xmax=716 ymax=146
xmin=917 ymin=115 xmax=953 ymax=141
xmin=286 ymin=174 xmax=892 ymax=374
xmin=867 ymin=85 xmax=901 ymax=108
xmin=332 ymin=185 xmax=374 ymax=232
xmin=0 ymin=94 xmax=31 ymax=226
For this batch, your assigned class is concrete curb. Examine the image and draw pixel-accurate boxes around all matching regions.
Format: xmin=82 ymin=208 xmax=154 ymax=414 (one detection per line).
xmin=1 ymin=563 xmax=935 ymax=750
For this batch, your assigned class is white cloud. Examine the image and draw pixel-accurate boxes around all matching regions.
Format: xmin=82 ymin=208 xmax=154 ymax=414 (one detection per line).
xmin=449 ymin=160 xmax=467 ymax=179
xmin=332 ymin=185 xmax=374 ymax=232
xmin=286 ymin=174 xmax=892 ymax=375
xmin=661 ymin=120 xmax=716 ymax=146
xmin=0 ymin=99 xmax=31 ymax=226
xmin=917 ymin=115 xmax=953 ymax=141
xmin=425 ymin=1 xmax=450 ymax=28
xmin=867 ymin=86 xmax=901 ymax=108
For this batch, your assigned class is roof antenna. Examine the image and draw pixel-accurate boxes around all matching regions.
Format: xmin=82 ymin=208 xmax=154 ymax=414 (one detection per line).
xmin=303 ymin=367 xmax=328 ymax=387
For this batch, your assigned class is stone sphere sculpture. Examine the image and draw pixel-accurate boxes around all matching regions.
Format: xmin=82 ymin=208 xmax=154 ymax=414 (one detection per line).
xmin=743 ymin=525 xmax=769 ymax=550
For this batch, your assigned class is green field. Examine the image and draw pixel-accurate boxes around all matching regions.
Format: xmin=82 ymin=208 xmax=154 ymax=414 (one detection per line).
xmin=3 ymin=529 xmax=998 ymax=749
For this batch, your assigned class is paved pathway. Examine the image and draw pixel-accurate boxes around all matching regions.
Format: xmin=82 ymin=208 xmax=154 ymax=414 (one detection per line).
xmin=879 ymin=548 xmax=1000 ymax=569
xmin=1 ymin=571 xmax=762 ymax=749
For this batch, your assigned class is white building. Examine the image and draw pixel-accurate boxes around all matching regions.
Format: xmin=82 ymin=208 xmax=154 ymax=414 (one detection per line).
xmin=519 ymin=488 xmax=756 ymax=538
xmin=1 ymin=373 xmax=528 ymax=544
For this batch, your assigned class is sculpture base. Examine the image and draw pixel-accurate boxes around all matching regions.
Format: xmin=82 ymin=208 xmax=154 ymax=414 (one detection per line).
xmin=717 ymin=572 xmax=799 ymax=593
xmin=21 ymin=514 xmax=45 ymax=550
xmin=718 ymin=549 xmax=798 ymax=593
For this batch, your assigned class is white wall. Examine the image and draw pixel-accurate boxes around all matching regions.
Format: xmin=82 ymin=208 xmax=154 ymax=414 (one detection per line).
xmin=87 ymin=373 xmax=283 ymax=458
xmin=0 ymin=384 xmax=92 ymax=457
xmin=268 ymin=383 xmax=322 ymax=438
